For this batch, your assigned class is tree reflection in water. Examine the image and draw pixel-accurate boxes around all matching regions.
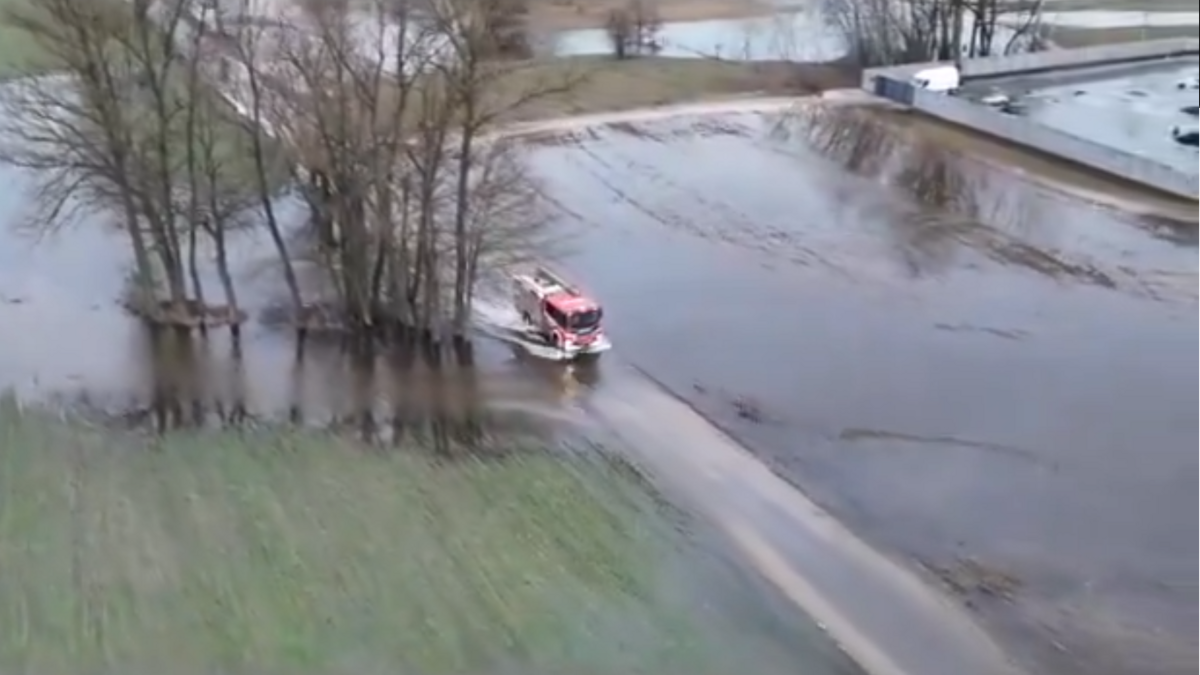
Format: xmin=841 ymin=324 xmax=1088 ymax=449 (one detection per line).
xmin=64 ymin=328 xmax=570 ymax=460
xmin=770 ymin=103 xmax=1069 ymax=280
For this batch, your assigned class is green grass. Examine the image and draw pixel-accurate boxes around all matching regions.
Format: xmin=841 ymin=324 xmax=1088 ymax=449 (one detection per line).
xmin=0 ymin=0 xmax=47 ymax=79
xmin=0 ymin=397 xmax=750 ymax=673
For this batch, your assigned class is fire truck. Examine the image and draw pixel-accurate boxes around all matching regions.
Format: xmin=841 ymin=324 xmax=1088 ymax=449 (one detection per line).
xmin=512 ymin=266 xmax=610 ymax=359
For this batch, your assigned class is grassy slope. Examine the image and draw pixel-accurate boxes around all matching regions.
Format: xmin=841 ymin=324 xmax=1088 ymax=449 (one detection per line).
xmin=0 ymin=398 xmax=730 ymax=673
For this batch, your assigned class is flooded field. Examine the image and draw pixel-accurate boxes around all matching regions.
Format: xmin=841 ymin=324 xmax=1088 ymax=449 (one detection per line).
xmin=544 ymin=8 xmax=844 ymax=60
xmin=521 ymin=106 xmax=1197 ymax=675
xmin=0 ymin=152 xmax=873 ymax=672
xmin=2 ymin=99 xmax=1197 ymax=675
xmin=964 ymin=58 xmax=1200 ymax=173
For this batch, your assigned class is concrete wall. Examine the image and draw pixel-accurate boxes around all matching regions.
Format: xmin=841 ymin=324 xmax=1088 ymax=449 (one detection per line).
xmin=861 ymin=38 xmax=1200 ymax=91
xmin=861 ymin=39 xmax=1200 ymax=201
xmin=960 ymin=37 xmax=1200 ymax=80
xmin=891 ymin=78 xmax=1198 ymax=199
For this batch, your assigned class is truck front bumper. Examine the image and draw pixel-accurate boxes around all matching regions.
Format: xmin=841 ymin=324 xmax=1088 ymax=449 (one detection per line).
xmin=562 ymin=335 xmax=611 ymax=356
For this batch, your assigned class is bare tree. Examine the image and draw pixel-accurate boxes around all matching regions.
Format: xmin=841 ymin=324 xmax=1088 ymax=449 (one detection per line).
xmin=605 ymin=0 xmax=660 ymax=59
xmin=475 ymin=0 xmax=532 ymax=58
xmin=968 ymin=0 xmax=1045 ymax=57
xmin=0 ymin=2 xmax=148 ymax=295
xmin=0 ymin=0 xmax=197 ymax=317
xmin=242 ymin=0 xmax=575 ymax=341
xmin=206 ymin=0 xmax=308 ymax=322
xmin=605 ymin=7 xmax=635 ymax=60
xmin=0 ymin=0 xmax=271 ymax=331
xmin=3 ymin=0 xmax=576 ymax=347
xmin=431 ymin=0 xmax=583 ymax=336
xmin=821 ymin=0 xmax=1044 ymax=67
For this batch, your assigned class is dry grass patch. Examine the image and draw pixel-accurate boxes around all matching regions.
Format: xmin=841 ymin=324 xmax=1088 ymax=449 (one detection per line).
xmin=494 ymin=55 xmax=860 ymax=120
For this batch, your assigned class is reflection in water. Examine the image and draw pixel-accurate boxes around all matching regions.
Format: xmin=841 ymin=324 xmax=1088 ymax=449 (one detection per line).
xmin=769 ymin=105 xmax=1155 ymax=287
xmin=1137 ymin=212 xmax=1199 ymax=247
xmin=70 ymin=327 xmax=579 ymax=457
xmin=773 ymin=105 xmax=986 ymax=277
xmin=545 ymin=10 xmax=845 ymax=61
xmin=506 ymin=341 xmax=603 ymax=392
xmin=518 ymin=104 xmax=1197 ymax=675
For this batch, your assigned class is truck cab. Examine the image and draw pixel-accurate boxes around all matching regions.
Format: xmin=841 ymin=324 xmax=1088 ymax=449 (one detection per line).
xmin=513 ymin=267 xmax=610 ymax=357
xmin=911 ymin=65 xmax=960 ymax=93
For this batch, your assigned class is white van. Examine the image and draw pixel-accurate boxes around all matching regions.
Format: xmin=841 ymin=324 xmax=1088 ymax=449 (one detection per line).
xmin=911 ymin=65 xmax=960 ymax=93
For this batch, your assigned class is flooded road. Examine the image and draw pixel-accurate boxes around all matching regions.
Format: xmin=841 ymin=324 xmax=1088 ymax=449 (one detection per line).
xmin=523 ymin=106 xmax=1197 ymax=675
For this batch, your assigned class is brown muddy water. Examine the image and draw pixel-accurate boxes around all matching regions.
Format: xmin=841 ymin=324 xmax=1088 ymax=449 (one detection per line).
xmin=520 ymin=106 xmax=1197 ymax=675
xmin=1 ymin=103 xmax=1197 ymax=675
xmin=0 ymin=109 xmax=865 ymax=674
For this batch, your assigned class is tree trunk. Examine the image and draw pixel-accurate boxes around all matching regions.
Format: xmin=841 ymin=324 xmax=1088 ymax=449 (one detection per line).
xmin=188 ymin=217 xmax=205 ymax=317
xmin=245 ymin=65 xmax=304 ymax=316
xmin=451 ymin=130 xmax=474 ymax=336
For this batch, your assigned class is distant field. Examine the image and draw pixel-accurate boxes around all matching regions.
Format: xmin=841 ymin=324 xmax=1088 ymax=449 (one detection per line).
xmin=1042 ymin=0 xmax=1200 ymax=12
xmin=0 ymin=398 xmax=815 ymax=673
xmin=1047 ymin=23 xmax=1199 ymax=47
xmin=0 ymin=0 xmax=45 ymax=79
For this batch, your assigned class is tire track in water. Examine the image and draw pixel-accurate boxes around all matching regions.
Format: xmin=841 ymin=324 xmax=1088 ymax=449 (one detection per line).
xmin=571 ymin=119 xmax=847 ymax=274
xmin=568 ymin=140 xmax=698 ymax=235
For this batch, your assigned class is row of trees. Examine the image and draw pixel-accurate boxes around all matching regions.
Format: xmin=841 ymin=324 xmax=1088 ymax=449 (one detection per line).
xmin=821 ymin=0 xmax=1046 ymax=67
xmin=0 ymin=0 xmax=570 ymax=344
xmin=598 ymin=0 xmax=1046 ymax=66
xmin=605 ymin=0 xmax=661 ymax=60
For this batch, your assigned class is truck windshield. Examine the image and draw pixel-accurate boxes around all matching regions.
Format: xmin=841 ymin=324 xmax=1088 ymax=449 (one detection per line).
xmin=568 ymin=308 xmax=602 ymax=331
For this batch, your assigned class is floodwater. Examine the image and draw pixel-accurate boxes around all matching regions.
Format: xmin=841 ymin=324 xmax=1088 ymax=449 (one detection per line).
xmin=540 ymin=0 xmax=1080 ymax=61
xmin=966 ymin=58 xmax=1200 ymax=174
xmin=0 ymin=110 xmax=866 ymax=675
xmin=2 ymin=102 xmax=1197 ymax=675
xmin=519 ymin=107 xmax=1197 ymax=675
xmin=0 ymin=163 xmax=569 ymax=427
xmin=543 ymin=8 xmax=844 ymax=61
xmin=542 ymin=8 xmax=1040 ymax=61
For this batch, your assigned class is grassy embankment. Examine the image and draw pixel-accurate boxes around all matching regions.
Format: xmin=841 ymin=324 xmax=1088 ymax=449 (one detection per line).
xmin=0 ymin=397 xmax=768 ymax=672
